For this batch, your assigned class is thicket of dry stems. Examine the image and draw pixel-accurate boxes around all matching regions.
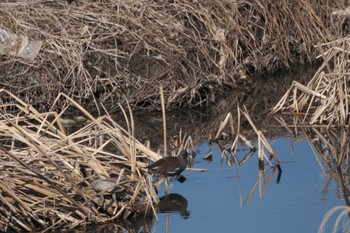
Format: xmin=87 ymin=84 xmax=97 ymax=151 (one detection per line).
xmin=0 ymin=0 xmax=347 ymax=112
xmin=0 ymin=90 xmax=160 ymax=232
xmin=271 ymin=37 xmax=350 ymax=126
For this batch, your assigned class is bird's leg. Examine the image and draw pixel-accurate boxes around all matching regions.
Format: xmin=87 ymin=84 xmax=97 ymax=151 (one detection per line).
xmin=153 ymin=176 xmax=163 ymax=187
xmin=164 ymin=177 xmax=169 ymax=195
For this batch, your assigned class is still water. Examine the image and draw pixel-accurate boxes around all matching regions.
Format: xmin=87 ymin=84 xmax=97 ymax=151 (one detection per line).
xmin=70 ymin=66 xmax=348 ymax=233
xmin=152 ymin=137 xmax=347 ymax=233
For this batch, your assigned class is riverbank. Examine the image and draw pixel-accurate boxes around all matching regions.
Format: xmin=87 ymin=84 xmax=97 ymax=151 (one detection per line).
xmin=0 ymin=1 xmax=347 ymax=112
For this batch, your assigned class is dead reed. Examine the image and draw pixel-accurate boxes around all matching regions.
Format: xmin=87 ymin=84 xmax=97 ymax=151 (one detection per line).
xmin=0 ymin=90 xmax=160 ymax=232
xmin=210 ymin=107 xmax=282 ymax=204
xmin=212 ymin=106 xmax=280 ymax=168
xmin=0 ymin=1 xmax=345 ymax=111
xmin=271 ymin=37 xmax=350 ymax=126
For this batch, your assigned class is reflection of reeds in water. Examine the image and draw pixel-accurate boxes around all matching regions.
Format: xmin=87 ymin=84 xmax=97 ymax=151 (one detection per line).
xmin=318 ymin=206 xmax=350 ymax=233
xmin=306 ymin=127 xmax=349 ymax=170
xmin=211 ymin=107 xmax=282 ymax=204
xmin=244 ymin=164 xmax=282 ymax=204
xmin=275 ymin=115 xmax=349 ymax=170
xmin=275 ymin=115 xmax=350 ymax=207
xmin=69 ymin=216 xmax=154 ymax=233
xmin=273 ymin=115 xmax=350 ymax=232
xmin=212 ymin=108 xmax=280 ymax=167
xmin=0 ymin=90 xmax=160 ymax=231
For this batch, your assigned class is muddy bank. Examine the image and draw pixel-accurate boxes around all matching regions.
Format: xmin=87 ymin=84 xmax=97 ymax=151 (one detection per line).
xmin=0 ymin=1 xmax=348 ymax=112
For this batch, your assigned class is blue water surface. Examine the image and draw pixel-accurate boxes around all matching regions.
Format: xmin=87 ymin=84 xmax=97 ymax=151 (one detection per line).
xmin=152 ymin=137 xmax=345 ymax=233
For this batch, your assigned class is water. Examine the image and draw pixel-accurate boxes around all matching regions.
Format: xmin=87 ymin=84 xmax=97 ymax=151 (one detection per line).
xmin=69 ymin=66 xmax=349 ymax=233
xmin=152 ymin=137 xmax=347 ymax=233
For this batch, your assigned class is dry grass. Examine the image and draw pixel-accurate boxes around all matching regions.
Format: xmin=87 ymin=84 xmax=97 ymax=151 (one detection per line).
xmin=0 ymin=89 xmax=161 ymax=232
xmin=0 ymin=1 xmax=346 ymax=112
xmin=271 ymin=37 xmax=350 ymax=126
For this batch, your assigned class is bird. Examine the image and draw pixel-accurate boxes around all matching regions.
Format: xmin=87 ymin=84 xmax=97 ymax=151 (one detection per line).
xmin=148 ymin=150 xmax=189 ymax=179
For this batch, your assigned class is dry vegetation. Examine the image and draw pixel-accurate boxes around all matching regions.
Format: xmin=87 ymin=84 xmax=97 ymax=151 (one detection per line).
xmin=0 ymin=89 xmax=161 ymax=232
xmin=269 ymin=36 xmax=350 ymax=171
xmin=212 ymin=108 xmax=279 ymax=164
xmin=1 ymin=1 xmax=350 ymax=231
xmin=271 ymin=37 xmax=350 ymax=126
xmin=0 ymin=1 xmax=347 ymax=112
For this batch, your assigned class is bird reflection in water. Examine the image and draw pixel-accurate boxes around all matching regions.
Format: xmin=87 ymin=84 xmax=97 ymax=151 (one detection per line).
xmin=158 ymin=193 xmax=190 ymax=219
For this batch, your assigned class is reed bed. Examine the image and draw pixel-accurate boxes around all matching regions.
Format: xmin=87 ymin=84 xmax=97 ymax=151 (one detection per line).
xmin=271 ymin=37 xmax=350 ymax=126
xmin=0 ymin=1 xmax=344 ymax=112
xmin=0 ymin=90 xmax=160 ymax=232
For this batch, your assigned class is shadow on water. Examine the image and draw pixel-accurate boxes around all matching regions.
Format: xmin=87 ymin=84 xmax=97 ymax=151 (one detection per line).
xmin=67 ymin=65 xmax=349 ymax=233
xmin=158 ymin=193 xmax=190 ymax=219
xmin=67 ymin=194 xmax=190 ymax=233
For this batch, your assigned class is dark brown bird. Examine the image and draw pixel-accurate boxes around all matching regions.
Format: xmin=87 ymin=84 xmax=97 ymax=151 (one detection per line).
xmin=148 ymin=150 xmax=189 ymax=178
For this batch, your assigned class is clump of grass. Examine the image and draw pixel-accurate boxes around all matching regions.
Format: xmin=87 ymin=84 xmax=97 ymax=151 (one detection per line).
xmin=0 ymin=90 xmax=160 ymax=232
xmin=271 ymin=37 xmax=350 ymax=126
